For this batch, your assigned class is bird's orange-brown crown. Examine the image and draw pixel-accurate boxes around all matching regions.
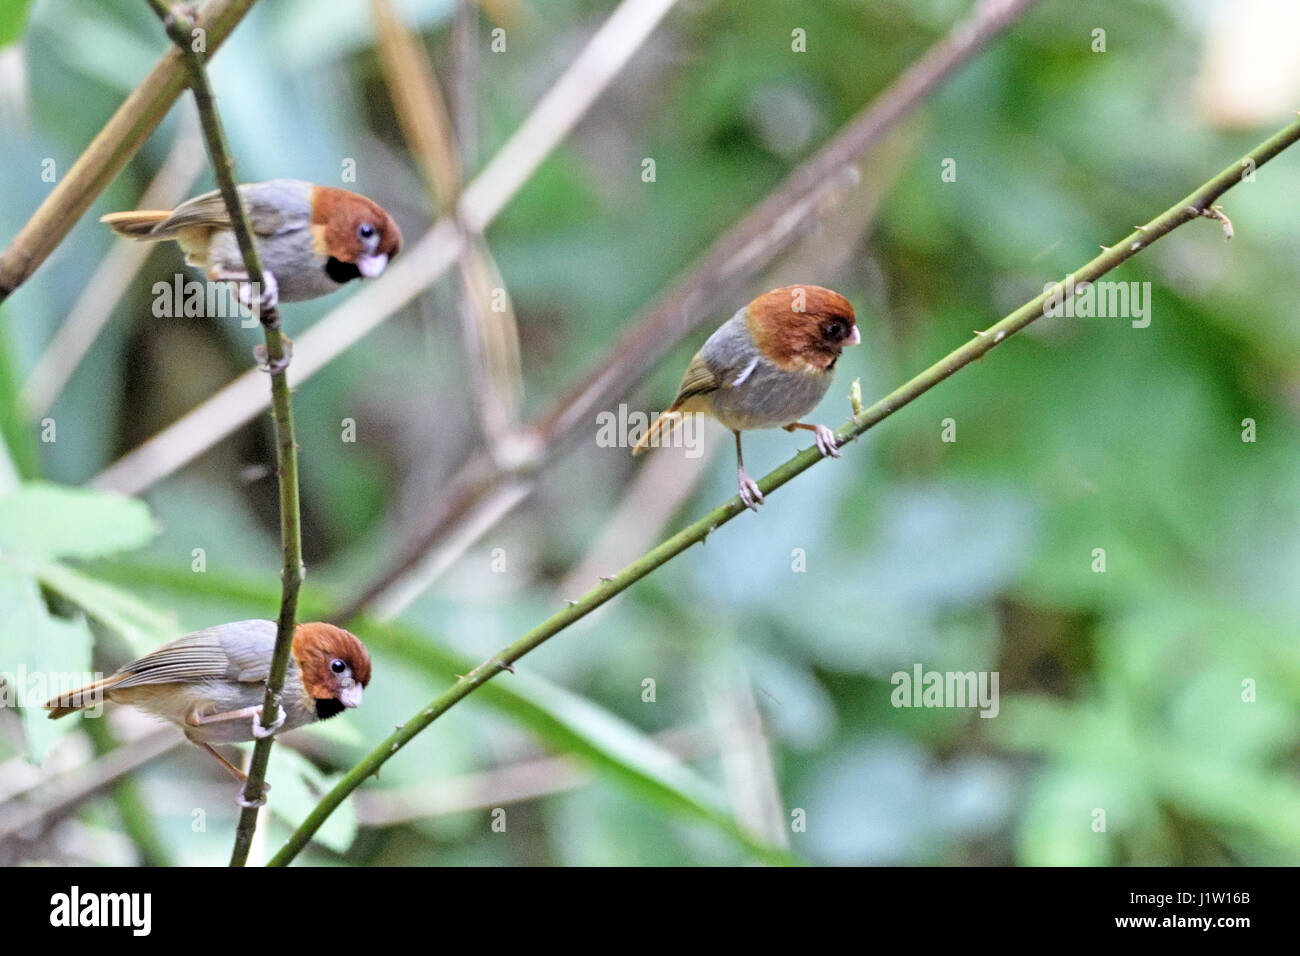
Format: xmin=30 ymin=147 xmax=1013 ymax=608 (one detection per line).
xmin=744 ymin=285 xmax=857 ymax=371
xmin=309 ymin=186 xmax=402 ymax=263
xmin=292 ymin=622 xmax=372 ymax=700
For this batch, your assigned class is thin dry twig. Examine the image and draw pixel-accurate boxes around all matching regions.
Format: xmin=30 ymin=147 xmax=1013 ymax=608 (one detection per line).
xmin=0 ymin=728 xmax=178 ymax=845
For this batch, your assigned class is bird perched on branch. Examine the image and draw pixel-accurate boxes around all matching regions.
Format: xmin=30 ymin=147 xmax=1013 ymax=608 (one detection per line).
xmin=633 ymin=285 xmax=859 ymax=510
xmin=45 ymin=620 xmax=371 ymax=794
xmin=101 ymin=179 xmax=401 ymax=308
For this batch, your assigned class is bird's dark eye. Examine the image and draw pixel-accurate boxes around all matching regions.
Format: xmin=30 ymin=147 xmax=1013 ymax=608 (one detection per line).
xmin=330 ymin=658 xmax=346 ymax=674
xmin=824 ymin=321 xmax=845 ymax=341
xmin=357 ymin=223 xmax=376 ymax=240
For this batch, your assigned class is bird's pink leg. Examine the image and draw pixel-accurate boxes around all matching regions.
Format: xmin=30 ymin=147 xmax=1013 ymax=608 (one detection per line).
xmin=192 ymin=740 xmax=249 ymax=784
xmin=207 ymin=267 xmax=291 ymax=372
xmin=734 ymin=431 xmax=764 ymax=511
xmin=186 ymin=713 xmax=280 ymax=806
xmin=784 ymin=422 xmax=841 ymax=458
xmin=187 ymin=703 xmax=286 ymax=737
xmin=208 ymin=265 xmax=278 ymax=313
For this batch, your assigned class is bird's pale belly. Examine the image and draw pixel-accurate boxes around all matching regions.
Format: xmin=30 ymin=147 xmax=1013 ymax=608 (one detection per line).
xmin=108 ymin=677 xmax=312 ymax=744
xmin=200 ymin=228 xmax=344 ymax=302
xmin=706 ymin=361 xmax=833 ymax=432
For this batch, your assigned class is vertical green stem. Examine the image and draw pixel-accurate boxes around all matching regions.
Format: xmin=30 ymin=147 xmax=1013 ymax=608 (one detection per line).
xmin=143 ymin=0 xmax=301 ymax=867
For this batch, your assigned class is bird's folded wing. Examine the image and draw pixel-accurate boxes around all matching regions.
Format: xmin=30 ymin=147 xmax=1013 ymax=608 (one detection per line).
xmin=670 ymin=352 xmax=723 ymax=408
xmin=670 ymin=350 xmax=760 ymax=408
xmin=111 ymin=621 xmax=276 ymax=687
xmin=157 ymin=186 xmax=306 ymax=237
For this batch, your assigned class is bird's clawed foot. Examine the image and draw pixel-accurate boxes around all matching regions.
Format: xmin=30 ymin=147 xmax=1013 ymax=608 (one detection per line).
xmin=238 ymin=270 xmax=279 ymax=316
xmin=785 ymin=421 xmax=842 ymax=458
xmin=737 ymin=467 xmax=765 ymax=511
xmin=252 ymin=704 xmax=287 ymax=739
xmin=813 ymin=424 xmax=841 ymax=458
xmin=214 ymin=267 xmax=279 ymax=318
xmin=254 ymin=337 xmax=293 ymax=375
xmin=235 ymin=783 xmax=270 ymax=808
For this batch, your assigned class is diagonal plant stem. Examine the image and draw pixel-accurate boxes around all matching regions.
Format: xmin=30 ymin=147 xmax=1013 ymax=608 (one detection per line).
xmin=142 ymin=0 xmax=301 ymax=867
xmin=268 ymin=114 xmax=1300 ymax=866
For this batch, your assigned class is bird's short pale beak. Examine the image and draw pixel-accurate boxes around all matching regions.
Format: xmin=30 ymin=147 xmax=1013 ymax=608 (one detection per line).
xmin=848 ymin=325 xmax=861 ymax=345
xmin=357 ymin=253 xmax=388 ymax=278
xmin=339 ymin=684 xmax=364 ymax=708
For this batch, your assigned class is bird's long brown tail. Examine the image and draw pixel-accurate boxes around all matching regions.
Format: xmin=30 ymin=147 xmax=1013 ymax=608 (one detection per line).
xmin=44 ymin=674 xmax=125 ymax=719
xmin=99 ymin=210 xmax=174 ymax=239
xmin=632 ymin=408 xmax=686 ymax=456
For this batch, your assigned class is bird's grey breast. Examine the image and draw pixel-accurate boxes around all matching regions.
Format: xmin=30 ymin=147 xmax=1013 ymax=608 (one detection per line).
xmin=707 ymin=359 xmax=832 ymax=431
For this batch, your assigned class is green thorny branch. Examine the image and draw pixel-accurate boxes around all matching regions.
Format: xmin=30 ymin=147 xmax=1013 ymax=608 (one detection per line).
xmin=266 ymin=116 xmax=1300 ymax=865
xmin=143 ymin=0 xmax=302 ymax=867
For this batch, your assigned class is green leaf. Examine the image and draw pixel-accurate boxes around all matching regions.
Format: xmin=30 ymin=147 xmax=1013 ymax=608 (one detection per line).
xmin=266 ymin=746 xmax=358 ymax=857
xmin=0 ymin=317 xmax=37 ymax=480
xmin=0 ymin=566 xmax=95 ymax=764
xmin=0 ymin=482 xmax=158 ymax=561
xmin=345 ymin=619 xmax=802 ymax=865
xmin=28 ymin=558 xmax=177 ymax=655
xmin=0 ymin=0 xmax=33 ymax=48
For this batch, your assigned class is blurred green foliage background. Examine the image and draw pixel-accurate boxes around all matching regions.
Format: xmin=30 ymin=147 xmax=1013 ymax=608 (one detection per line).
xmin=1 ymin=0 xmax=1298 ymax=866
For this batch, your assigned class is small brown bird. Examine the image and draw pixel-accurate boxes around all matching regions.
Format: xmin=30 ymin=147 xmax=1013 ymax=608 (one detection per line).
xmin=633 ymin=285 xmax=859 ymax=510
xmin=45 ymin=620 xmax=371 ymax=788
xmin=100 ymin=179 xmax=401 ymax=307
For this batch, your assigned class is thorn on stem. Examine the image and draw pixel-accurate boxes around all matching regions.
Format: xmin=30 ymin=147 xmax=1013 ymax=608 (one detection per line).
xmin=1199 ymin=205 xmax=1234 ymax=241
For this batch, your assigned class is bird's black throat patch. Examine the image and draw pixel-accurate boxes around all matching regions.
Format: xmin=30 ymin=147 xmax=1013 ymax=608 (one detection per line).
xmin=325 ymin=257 xmax=362 ymax=284
xmin=315 ymin=697 xmax=346 ymax=720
